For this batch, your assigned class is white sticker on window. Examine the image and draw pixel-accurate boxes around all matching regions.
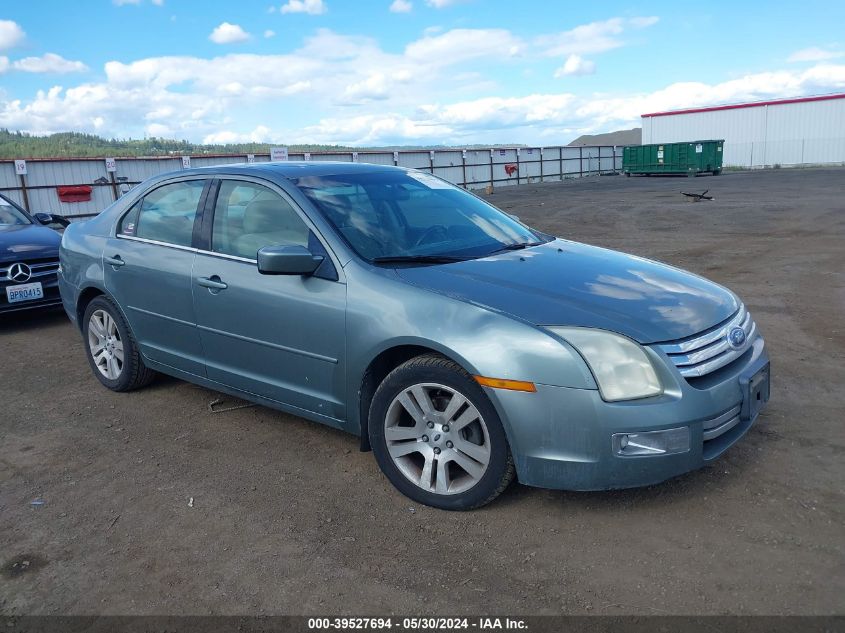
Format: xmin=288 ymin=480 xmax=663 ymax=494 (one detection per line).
xmin=406 ymin=170 xmax=451 ymax=189
xmin=695 ymin=144 xmax=703 ymax=153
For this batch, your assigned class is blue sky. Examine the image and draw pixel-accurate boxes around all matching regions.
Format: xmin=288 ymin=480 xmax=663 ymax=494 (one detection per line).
xmin=1 ymin=0 xmax=844 ymax=145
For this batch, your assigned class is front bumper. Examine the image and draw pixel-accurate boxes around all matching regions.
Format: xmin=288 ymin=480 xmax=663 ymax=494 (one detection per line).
xmin=487 ymin=336 xmax=770 ymax=491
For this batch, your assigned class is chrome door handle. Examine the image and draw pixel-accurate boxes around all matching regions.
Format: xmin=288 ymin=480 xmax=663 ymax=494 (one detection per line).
xmin=105 ymin=255 xmax=125 ymax=267
xmin=197 ymin=276 xmax=228 ymax=290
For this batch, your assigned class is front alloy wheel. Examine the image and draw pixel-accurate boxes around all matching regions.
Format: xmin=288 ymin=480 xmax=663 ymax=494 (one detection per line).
xmin=370 ymin=354 xmax=515 ymax=510
xmin=385 ymin=383 xmax=491 ymax=495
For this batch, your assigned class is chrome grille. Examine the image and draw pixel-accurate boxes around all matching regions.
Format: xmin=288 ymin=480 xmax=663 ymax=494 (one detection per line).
xmin=657 ymin=305 xmax=757 ymax=378
xmin=0 ymin=259 xmax=60 ymax=281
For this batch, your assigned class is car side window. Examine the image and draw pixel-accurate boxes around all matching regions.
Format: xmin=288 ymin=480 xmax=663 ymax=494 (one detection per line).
xmin=212 ymin=181 xmax=310 ymax=260
xmin=117 ymin=200 xmax=141 ymax=236
xmin=134 ymin=180 xmax=206 ymax=247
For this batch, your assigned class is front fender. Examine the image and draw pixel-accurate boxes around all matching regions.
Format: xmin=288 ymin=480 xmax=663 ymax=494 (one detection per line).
xmin=344 ymin=262 xmax=597 ymax=434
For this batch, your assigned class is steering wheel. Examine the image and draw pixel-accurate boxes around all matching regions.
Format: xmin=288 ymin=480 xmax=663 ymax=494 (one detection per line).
xmin=414 ymin=224 xmax=449 ymax=248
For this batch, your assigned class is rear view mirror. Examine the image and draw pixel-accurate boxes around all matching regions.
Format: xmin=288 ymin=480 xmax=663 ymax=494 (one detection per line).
xmin=257 ymin=245 xmax=324 ymax=276
xmin=34 ymin=212 xmax=70 ymax=228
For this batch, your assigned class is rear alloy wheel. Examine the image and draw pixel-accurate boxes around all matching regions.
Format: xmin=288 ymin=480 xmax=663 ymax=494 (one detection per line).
xmin=82 ymin=296 xmax=156 ymax=392
xmin=370 ymin=355 xmax=515 ymax=510
xmin=88 ymin=309 xmax=123 ymax=380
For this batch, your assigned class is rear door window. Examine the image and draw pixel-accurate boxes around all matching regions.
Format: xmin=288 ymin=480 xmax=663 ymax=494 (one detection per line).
xmin=134 ymin=180 xmax=206 ymax=247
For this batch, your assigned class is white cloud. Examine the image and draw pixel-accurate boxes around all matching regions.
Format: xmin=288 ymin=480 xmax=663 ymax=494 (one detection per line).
xmin=281 ymin=0 xmax=327 ymax=15
xmin=209 ymin=22 xmax=251 ymax=44
xmin=3 ymin=18 xmax=843 ymax=148
xmin=405 ymin=28 xmax=522 ymax=64
xmin=0 ymin=20 xmax=25 ymax=50
xmin=0 ymin=56 xmax=8 ymax=74
xmin=554 ymin=54 xmax=595 ymax=77
xmin=341 ymin=73 xmax=391 ymax=103
xmin=203 ymin=125 xmax=273 ymax=144
xmin=788 ymin=46 xmax=845 ymax=63
xmin=264 ymin=30 xmax=277 ymax=38
xmin=537 ymin=16 xmax=658 ymax=57
xmin=390 ymin=0 xmax=412 ymax=13
xmin=426 ymin=0 xmax=464 ymax=7
xmin=12 ymin=53 xmax=88 ymax=74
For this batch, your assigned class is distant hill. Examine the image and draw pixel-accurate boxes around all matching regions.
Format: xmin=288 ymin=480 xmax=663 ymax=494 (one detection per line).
xmin=568 ymin=128 xmax=641 ymax=147
xmin=0 ymin=129 xmax=368 ymax=159
xmin=0 ymin=129 xmax=533 ymax=159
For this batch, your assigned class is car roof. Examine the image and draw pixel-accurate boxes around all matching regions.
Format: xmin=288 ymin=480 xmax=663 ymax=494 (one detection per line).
xmin=173 ymin=160 xmax=403 ymax=181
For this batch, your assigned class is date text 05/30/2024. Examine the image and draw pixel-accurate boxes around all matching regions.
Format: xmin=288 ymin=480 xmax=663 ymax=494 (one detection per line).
xmin=307 ymin=617 xmax=528 ymax=630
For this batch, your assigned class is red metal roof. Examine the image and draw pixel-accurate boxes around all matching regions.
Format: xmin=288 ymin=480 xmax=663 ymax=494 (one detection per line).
xmin=641 ymin=93 xmax=845 ymax=118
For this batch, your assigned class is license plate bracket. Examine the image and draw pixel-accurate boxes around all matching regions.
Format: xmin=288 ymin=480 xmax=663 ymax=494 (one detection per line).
xmin=6 ymin=281 xmax=44 ymax=304
xmin=740 ymin=363 xmax=770 ymax=421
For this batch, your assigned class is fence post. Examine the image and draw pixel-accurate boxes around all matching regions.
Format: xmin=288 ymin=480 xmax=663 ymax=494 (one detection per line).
xmin=539 ymin=148 xmax=543 ymax=183
xmin=461 ymin=149 xmax=467 ymax=188
xmin=19 ymin=173 xmax=30 ymax=212
xmin=559 ymin=148 xmax=563 ymax=180
xmin=109 ymin=171 xmax=119 ymax=202
xmin=515 ymin=148 xmax=520 ymax=185
xmin=429 ymin=150 xmax=435 ymax=174
xmin=489 ymin=149 xmax=494 ymax=189
xmin=579 ymin=147 xmax=583 ymax=178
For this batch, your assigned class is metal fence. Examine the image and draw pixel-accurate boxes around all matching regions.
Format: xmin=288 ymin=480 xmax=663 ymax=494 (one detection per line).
xmin=0 ymin=145 xmax=624 ymax=218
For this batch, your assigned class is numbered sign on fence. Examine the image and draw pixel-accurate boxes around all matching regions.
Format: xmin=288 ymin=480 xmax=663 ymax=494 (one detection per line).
xmin=270 ymin=147 xmax=288 ymax=161
xmin=14 ymin=160 xmax=26 ymax=176
xmin=181 ymin=156 xmax=191 ymax=169
xmin=393 ymin=151 xmax=399 ymax=163
xmin=247 ymin=154 xmax=255 ymax=163
xmin=105 ymin=158 xmax=117 ymax=172
xmin=304 ymin=152 xmax=311 ymax=161
xmin=352 ymin=152 xmax=358 ymax=162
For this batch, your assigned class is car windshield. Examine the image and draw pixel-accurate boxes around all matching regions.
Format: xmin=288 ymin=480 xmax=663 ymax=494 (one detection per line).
xmin=0 ymin=197 xmax=31 ymax=226
xmin=293 ymin=170 xmax=547 ymax=262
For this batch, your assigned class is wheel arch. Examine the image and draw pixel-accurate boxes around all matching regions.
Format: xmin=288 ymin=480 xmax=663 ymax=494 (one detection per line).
xmin=76 ymin=284 xmax=108 ymax=330
xmin=356 ymin=341 xmax=479 ymax=452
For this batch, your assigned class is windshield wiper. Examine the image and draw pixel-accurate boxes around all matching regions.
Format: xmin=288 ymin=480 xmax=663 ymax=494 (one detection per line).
xmin=493 ymin=241 xmax=546 ymax=252
xmin=371 ymin=255 xmax=472 ymax=264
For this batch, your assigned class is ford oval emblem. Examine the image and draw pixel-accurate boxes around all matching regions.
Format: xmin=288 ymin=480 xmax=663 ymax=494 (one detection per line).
xmin=727 ymin=326 xmax=747 ymax=350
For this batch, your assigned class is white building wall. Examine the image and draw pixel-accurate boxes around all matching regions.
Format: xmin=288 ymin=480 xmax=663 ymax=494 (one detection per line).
xmin=642 ymin=96 xmax=845 ymax=167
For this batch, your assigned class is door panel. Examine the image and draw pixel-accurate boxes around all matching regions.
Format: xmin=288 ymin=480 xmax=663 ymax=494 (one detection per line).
xmin=104 ymin=179 xmax=207 ymax=376
xmin=104 ymin=239 xmax=203 ymax=374
xmin=192 ymin=255 xmax=346 ymax=418
xmin=192 ymin=178 xmax=347 ymax=419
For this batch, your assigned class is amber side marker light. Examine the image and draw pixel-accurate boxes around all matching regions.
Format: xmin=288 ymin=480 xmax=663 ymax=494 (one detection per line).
xmin=474 ymin=376 xmax=537 ymax=392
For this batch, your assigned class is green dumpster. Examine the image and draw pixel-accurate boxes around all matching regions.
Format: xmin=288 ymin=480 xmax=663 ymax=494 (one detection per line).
xmin=623 ymin=140 xmax=724 ymax=176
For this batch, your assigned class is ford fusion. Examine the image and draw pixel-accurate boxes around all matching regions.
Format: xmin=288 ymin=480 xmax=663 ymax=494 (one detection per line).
xmin=58 ymin=163 xmax=770 ymax=510
xmin=1 ymin=193 xmax=68 ymax=314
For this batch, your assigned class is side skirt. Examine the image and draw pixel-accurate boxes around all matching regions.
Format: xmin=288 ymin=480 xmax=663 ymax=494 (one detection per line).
xmin=143 ymin=358 xmax=351 ymax=434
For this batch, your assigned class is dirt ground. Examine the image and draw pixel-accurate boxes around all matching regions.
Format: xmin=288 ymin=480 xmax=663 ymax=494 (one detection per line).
xmin=1 ymin=167 xmax=843 ymax=616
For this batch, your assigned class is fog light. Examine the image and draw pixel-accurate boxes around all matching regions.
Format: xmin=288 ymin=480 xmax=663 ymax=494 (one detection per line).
xmin=612 ymin=427 xmax=689 ymax=456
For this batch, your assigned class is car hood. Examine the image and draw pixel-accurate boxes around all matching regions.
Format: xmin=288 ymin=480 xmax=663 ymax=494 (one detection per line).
xmin=395 ymin=239 xmax=738 ymax=344
xmin=0 ymin=223 xmax=61 ymax=261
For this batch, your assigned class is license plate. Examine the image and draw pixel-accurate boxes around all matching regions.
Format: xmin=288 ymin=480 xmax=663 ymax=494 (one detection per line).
xmin=741 ymin=363 xmax=770 ymax=421
xmin=6 ymin=282 xmax=43 ymax=303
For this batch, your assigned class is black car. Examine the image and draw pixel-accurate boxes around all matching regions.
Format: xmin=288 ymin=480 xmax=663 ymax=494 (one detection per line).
xmin=0 ymin=192 xmax=69 ymax=314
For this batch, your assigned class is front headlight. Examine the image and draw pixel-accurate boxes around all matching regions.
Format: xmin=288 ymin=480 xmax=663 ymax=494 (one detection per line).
xmin=547 ymin=327 xmax=662 ymax=401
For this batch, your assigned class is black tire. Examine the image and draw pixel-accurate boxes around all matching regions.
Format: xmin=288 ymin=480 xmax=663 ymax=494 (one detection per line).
xmin=82 ymin=295 xmax=156 ymax=392
xmin=369 ymin=354 xmax=515 ymax=510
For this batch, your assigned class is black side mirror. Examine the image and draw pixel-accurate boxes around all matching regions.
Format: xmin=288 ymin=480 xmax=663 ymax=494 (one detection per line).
xmin=257 ymin=245 xmax=323 ymax=276
xmin=34 ymin=212 xmax=70 ymax=228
